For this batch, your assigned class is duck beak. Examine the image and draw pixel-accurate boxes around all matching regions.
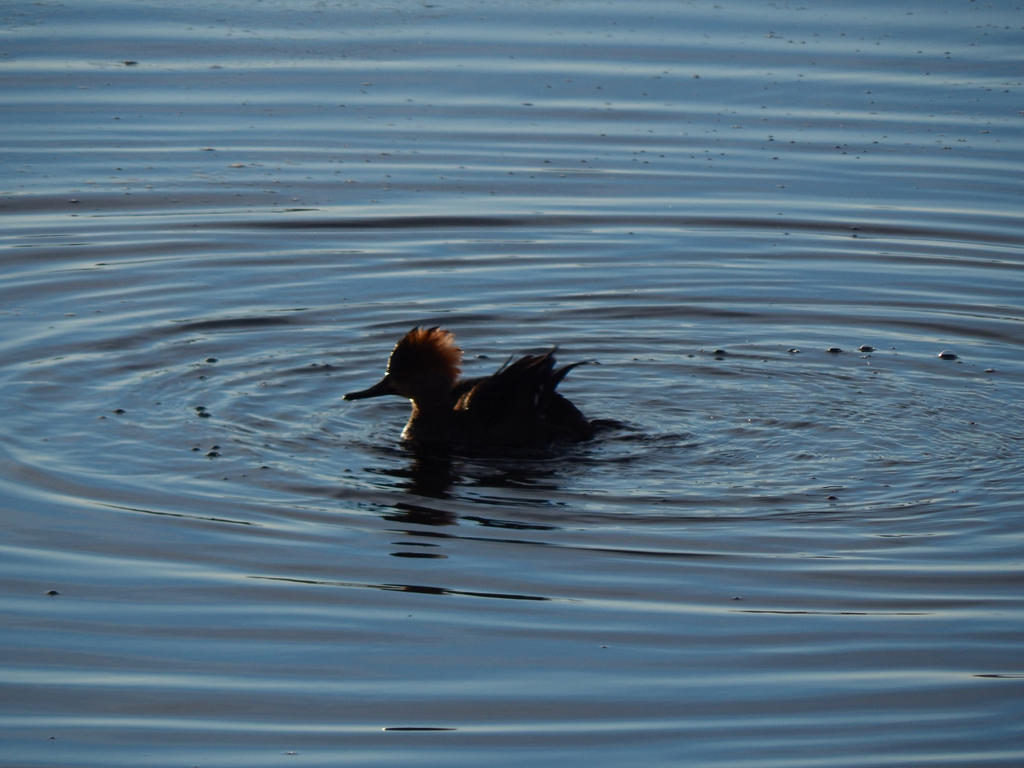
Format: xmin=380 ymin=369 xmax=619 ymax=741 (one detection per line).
xmin=343 ymin=376 xmax=397 ymax=400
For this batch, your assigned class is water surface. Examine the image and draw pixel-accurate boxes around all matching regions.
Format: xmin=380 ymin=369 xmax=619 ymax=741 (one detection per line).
xmin=2 ymin=1 xmax=1023 ymax=766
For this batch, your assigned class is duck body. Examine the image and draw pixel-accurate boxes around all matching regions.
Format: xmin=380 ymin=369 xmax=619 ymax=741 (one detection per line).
xmin=344 ymin=327 xmax=594 ymax=449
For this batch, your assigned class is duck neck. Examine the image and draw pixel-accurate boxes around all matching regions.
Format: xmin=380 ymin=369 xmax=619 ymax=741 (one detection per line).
xmin=402 ymin=386 xmax=454 ymax=443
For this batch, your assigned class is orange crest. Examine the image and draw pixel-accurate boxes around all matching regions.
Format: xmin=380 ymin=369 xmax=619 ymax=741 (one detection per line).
xmin=388 ymin=326 xmax=462 ymax=383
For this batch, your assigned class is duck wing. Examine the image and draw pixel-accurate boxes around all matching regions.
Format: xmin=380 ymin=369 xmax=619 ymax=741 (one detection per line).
xmin=455 ymin=349 xmax=593 ymax=444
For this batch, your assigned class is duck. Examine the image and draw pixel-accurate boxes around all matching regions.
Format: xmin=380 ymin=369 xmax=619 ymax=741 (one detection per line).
xmin=344 ymin=326 xmax=595 ymax=449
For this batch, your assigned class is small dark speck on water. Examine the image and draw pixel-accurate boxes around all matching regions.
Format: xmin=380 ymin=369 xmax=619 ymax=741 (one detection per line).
xmin=859 ymin=344 xmax=875 ymax=352
xmin=46 ymin=590 xmax=60 ymax=597
xmin=391 ymin=551 xmax=447 ymax=559
xmin=938 ymin=350 xmax=958 ymax=360
xmin=113 ymin=408 xmax=126 ymax=415
xmin=788 ymin=348 xmax=800 ymax=354
xmin=123 ymin=60 xmax=138 ymax=66
xmin=827 ymin=346 xmax=842 ymax=354
xmin=205 ymin=357 xmax=218 ymax=363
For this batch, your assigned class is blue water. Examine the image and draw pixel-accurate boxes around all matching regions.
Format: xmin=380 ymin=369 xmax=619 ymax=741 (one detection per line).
xmin=2 ymin=1 xmax=1023 ymax=766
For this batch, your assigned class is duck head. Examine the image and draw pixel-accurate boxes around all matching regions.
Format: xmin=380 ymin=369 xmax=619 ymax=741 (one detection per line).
xmin=344 ymin=326 xmax=462 ymax=402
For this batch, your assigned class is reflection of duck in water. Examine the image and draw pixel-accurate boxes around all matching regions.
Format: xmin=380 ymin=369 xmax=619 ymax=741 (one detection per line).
xmin=344 ymin=327 xmax=595 ymax=449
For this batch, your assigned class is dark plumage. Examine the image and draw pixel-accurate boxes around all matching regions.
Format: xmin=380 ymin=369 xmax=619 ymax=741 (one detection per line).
xmin=344 ymin=327 xmax=594 ymax=448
